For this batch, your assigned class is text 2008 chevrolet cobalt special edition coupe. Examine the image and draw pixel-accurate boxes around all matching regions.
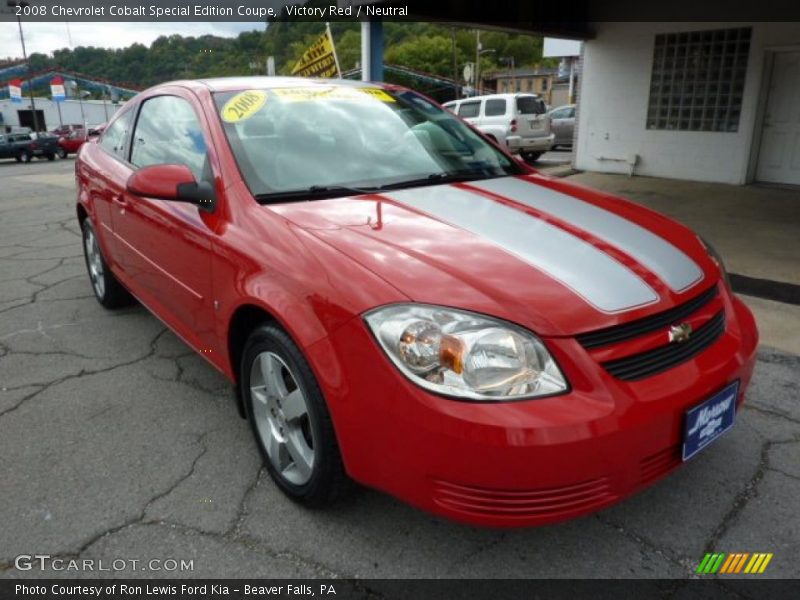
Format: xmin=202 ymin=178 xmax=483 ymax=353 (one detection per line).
xmin=76 ymin=77 xmax=758 ymax=527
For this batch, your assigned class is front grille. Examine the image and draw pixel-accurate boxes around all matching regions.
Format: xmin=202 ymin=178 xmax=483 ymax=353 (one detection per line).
xmin=602 ymin=311 xmax=726 ymax=381
xmin=577 ymin=284 xmax=719 ymax=349
xmin=432 ymin=477 xmax=615 ymax=519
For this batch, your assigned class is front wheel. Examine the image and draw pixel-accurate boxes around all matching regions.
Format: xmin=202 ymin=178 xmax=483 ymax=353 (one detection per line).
xmin=81 ymin=219 xmax=133 ymax=309
xmin=57 ymin=147 xmax=67 ymax=159
xmin=19 ymin=151 xmax=31 ymax=163
xmin=521 ymin=151 xmax=543 ymax=164
xmin=242 ymin=324 xmax=349 ymax=507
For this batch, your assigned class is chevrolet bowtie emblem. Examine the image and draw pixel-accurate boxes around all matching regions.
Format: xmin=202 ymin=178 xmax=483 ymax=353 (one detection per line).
xmin=669 ymin=322 xmax=693 ymax=343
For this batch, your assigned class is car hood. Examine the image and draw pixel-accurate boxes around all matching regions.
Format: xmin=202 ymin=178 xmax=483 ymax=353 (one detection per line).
xmin=268 ymin=174 xmax=716 ymax=336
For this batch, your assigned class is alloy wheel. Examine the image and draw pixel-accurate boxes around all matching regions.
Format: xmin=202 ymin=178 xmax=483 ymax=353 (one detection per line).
xmin=84 ymin=226 xmax=105 ymax=299
xmin=249 ymin=351 xmax=315 ymax=485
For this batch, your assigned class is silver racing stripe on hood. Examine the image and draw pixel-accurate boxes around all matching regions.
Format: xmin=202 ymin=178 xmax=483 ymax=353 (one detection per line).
xmin=469 ymin=177 xmax=704 ymax=292
xmin=384 ymin=184 xmax=659 ymax=314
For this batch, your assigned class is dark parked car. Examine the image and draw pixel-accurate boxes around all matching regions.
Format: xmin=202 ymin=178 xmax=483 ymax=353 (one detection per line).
xmin=0 ymin=132 xmax=59 ymax=162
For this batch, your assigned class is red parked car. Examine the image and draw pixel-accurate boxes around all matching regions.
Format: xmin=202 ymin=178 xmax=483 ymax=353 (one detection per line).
xmin=75 ymin=78 xmax=758 ymax=527
xmin=57 ymin=128 xmax=87 ymax=158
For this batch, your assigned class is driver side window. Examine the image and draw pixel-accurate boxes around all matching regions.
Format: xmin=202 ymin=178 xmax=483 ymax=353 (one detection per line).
xmin=131 ymin=95 xmax=208 ymax=181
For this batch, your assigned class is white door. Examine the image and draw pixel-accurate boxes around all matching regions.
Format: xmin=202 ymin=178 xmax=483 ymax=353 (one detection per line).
xmin=756 ymin=52 xmax=800 ymax=185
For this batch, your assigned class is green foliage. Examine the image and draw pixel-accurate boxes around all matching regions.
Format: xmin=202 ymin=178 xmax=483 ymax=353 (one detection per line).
xmin=4 ymin=22 xmax=552 ymax=93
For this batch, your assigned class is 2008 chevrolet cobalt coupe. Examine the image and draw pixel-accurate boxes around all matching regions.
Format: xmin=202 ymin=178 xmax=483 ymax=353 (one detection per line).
xmin=76 ymin=77 xmax=758 ymax=527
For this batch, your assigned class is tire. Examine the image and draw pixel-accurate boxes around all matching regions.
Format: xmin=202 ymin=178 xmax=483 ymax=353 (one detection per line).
xmin=81 ymin=219 xmax=133 ymax=309
xmin=14 ymin=156 xmax=21 ymax=163
xmin=242 ymin=324 xmax=349 ymax=507
xmin=19 ymin=151 xmax=31 ymax=163
xmin=57 ymin=147 xmax=67 ymax=159
xmin=521 ymin=151 xmax=543 ymax=164
xmin=46 ymin=153 xmax=55 ymax=161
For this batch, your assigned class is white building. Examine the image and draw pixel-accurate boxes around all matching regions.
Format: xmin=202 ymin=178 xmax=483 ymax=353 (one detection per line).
xmin=0 ymin=96 xmax=123 ymax=132
xmin=574 ymin=22 xmax=800 ymax=186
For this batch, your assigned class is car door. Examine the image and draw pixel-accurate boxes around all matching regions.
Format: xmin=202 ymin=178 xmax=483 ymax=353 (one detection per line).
xmin=550 ymin=106 xmax=575 ymax=145
xmin=115 ymin=92 xmax=216 ymax=348
xmin=78 ymin=108 xmax=135 ymax=268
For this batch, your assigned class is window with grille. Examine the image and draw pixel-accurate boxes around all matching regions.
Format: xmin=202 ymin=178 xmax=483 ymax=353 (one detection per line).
xmin=647 ymin=27 xmax=751 ymax=132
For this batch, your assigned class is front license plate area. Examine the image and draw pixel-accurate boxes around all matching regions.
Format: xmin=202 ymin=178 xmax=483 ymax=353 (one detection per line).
xmin=682 ymin=381 xmax=739 ymax=461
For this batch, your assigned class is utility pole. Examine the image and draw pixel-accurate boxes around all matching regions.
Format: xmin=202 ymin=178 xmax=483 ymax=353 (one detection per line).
xmin=451 ymin=27 xmax=458 ymax=100
xmin=8 ymin=0 xmax=40 ymax=132
xmin=474 ymin=30 xmax=480 ymax=96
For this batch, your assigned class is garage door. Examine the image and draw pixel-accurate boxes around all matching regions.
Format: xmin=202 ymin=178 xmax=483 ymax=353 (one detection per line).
xmin=756 ymin=52 xmax=800 ymax=185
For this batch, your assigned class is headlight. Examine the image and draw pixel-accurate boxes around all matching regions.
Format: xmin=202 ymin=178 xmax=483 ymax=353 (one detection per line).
xmin=698 ymin=235 xmax=731 ymax=288
xmin=364 ymin=304 xmax=568 ymax=401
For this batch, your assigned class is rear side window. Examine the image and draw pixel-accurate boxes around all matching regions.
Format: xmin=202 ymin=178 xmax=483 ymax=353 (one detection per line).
xmin=101 ymin=110 xmax=133 ymax=159
xmin=484 ymin=99 xmax=507 ymax=117
xmin=458 ymin=101 xmax=481 ymax=118
xmin=130 ymin=96 xmax=208 ymax=181
xmin=517 ymin=96 xmax=546 ymax=115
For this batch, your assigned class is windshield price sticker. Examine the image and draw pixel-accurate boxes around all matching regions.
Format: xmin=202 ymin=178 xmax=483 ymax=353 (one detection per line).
xmin=272 ymin=87 xmax=395 ymax=103
xmin=221 ymin=90 xmax=267 ymax=123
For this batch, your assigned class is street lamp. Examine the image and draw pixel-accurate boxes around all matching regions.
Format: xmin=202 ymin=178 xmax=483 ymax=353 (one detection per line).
xmin=7 ymin=0 xmax=39 ymax=132
xmin=474 ymin=41 xmax=495 ymax=96
xmin=78 ymin=90 xmax=91 ymax=129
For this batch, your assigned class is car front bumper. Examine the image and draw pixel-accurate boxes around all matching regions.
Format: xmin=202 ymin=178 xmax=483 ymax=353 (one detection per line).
xmin=307 ymin=290 xmax=758 ymax=527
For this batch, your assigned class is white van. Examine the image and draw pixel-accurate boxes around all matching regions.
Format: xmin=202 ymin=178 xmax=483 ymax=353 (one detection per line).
xmin=443 ymin=93 xmax=553 ymax=162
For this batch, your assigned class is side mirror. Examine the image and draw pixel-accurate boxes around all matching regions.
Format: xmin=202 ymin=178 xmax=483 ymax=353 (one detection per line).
xmin=126 ymin=164 xmax=216 ymax=212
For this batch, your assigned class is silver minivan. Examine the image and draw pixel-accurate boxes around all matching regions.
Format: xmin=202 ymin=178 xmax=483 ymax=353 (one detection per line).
xmin=443 ymin=93 xmax=553 ymax=162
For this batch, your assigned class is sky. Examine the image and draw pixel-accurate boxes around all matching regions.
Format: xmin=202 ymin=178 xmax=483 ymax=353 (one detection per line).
xmin=0 ymin=22 xmax=265 ymax=60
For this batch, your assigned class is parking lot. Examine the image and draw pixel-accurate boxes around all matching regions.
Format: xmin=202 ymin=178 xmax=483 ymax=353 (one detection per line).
xmin=1 ymin=158 xmax=798 ymax=582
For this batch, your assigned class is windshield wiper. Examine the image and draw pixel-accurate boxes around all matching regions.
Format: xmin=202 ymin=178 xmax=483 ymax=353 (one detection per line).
xmin=255 ymin=172 xmax=500 ymax=204
xmin=255 ymin=184 xmax=379 ymax=203
xmin=377 ymin=171 xmax=499 ymax=191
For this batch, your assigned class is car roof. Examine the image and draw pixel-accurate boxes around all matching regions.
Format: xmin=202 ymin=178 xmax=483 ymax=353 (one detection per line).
xmin=160 ymin=76 xmax=389 ymax=93
xmin=461 ymin=93 xmax=542 ymax=101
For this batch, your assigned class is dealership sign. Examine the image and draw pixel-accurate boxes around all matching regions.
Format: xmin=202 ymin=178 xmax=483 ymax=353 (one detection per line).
xmin=9 ymin=79 xmax=22 ymax=103
xmin=51 ymin=76 xmax=66 ymax=102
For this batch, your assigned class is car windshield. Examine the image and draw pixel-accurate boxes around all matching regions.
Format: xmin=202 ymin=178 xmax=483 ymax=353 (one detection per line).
xmin=213 ymin=85 xmax=523 ymax=201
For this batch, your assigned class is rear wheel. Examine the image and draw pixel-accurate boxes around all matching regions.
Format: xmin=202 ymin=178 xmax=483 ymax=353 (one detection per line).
xmin=46 ymin=153 xmax=55 ymax=161
xmin=521 ymin=151 xmax=543 ymax=163
xmin=81 ymin=219 xmax=133 ymax=309
xmin=57 ymin=147 xmax=67 ymax=159
xmin=242 ymin=324 xmax=349 ymax=507
xmin=19 ymin=150 xmax=31 ymax=163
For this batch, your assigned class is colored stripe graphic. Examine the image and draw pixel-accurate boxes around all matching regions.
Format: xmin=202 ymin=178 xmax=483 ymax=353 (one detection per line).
xmin=759 ymin=553 xmax=773 ymax=573
xmin=703 ymin=552 xmax=774 ymax=574
xmin=719 ymin=554 xmax=736 ymax=573
xmin=710 ymin=553 xmax=725 ymax=573
xmin=734 ymin=553 xmax=749 ymax=573
xmin=697 ymin=553 xmax=712 ymax=574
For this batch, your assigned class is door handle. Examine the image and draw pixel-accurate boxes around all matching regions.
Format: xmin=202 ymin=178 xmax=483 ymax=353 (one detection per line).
xmin=112 ymin=194 xmax=128 ymax=206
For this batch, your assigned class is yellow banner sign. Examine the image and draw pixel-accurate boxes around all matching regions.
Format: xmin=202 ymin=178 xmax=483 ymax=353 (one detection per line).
xmin=273 ymin=87 xmax=395 ymax=103
xmin=291 ymin=30 xmax=339 ymax=79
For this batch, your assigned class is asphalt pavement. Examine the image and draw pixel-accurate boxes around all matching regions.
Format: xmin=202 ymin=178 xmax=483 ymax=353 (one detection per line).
xmin=0 ymin=158 xmax=798 ymax=583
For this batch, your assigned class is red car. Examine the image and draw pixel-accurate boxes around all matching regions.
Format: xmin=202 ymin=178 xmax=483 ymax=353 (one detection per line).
xmin=75 ymin=78 xmax=758 ymax=527
xmin=57 ymin=128 xmax=87 ymax=158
